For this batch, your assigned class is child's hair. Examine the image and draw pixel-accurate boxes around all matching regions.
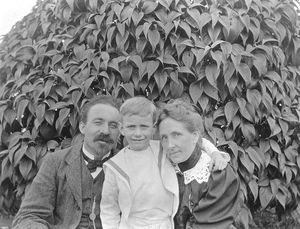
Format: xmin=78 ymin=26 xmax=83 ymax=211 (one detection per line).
xmin=120 ymin=96 xmax=157 ymax=123
xmin=157 ymin=99 xmax=204 ymax=134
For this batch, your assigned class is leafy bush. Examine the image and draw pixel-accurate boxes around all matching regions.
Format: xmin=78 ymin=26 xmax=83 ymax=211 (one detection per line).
xmin=0 ymin=0 xmax=300 ymax=227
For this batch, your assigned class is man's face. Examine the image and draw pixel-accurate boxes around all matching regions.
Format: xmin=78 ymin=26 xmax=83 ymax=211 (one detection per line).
xmin=159 ymin=117 xmax=199 ymax=164
xmin=79 ymin=103 xmax=121 ymax=158
xmin=120 ymin=114 xmax=154 ymax=151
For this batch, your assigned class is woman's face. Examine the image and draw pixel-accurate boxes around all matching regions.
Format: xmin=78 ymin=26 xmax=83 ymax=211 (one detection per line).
xmin=159 ymin=117 xmax=199 ymax=164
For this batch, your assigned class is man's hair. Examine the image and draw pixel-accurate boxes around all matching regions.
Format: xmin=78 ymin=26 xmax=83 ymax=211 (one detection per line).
xmin=80 ymin=95 xmax=119 ymax=123
xmin=157 ymin=99 xmax=203 ymax=133
xmin=120 ymin=96 xmax=157 ymax=123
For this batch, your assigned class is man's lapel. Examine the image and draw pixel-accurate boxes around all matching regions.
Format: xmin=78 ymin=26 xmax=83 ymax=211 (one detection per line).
xmin=65 ymin=145 xmax=82 ymax=209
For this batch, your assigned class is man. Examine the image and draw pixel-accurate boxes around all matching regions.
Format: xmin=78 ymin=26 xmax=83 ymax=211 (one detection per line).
xmin=12 ymin=95 xmax=121 ymax=229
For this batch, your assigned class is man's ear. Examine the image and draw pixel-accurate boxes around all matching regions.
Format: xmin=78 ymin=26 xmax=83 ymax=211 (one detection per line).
xmin=119 ymin=122 xmax=125 ymax=136
xmin=79 ymin=121 xmax=85 ymax=134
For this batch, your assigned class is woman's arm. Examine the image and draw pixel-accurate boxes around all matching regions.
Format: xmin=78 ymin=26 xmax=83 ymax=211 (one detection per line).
xmin=188 ymin=165 xmax=240 ymax=229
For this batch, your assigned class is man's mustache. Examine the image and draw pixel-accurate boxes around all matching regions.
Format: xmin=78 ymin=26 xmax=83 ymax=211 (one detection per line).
xmin=93 ymin=134 xmax=114 ymax=144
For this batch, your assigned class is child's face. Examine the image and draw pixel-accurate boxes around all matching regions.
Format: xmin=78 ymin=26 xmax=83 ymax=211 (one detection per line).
xmin=120 ymin=114 xmax=155 ymax=151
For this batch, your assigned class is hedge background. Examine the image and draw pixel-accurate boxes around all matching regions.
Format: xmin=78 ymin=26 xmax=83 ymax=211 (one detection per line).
xmin=0 ymin=0 xmax=300 ymax=227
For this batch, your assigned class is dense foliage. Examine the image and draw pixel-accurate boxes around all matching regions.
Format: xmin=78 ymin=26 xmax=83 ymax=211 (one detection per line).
xmin=0 ymin=0 xmax=299 ymax=227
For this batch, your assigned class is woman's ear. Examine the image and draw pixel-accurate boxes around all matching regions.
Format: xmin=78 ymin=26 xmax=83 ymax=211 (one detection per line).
xmin=192 ymin=131 xmax=200 ymax=145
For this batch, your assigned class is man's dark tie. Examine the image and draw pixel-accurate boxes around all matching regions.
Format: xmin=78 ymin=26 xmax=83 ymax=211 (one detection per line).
xmin=82 ymin=153 xmax=109 ymax=173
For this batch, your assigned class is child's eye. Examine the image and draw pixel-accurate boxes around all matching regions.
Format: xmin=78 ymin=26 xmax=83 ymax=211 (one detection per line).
xmin=160 ymin=135 xmax=167 ymax=141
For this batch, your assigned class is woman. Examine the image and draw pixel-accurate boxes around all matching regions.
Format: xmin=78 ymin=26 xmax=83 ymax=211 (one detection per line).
xmin=157 ymin=100 xmax=240 ymax=229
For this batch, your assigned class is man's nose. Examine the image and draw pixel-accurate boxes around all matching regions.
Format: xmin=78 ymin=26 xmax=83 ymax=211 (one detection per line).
xmin=100 ymin=123 xmax=109 ymax=134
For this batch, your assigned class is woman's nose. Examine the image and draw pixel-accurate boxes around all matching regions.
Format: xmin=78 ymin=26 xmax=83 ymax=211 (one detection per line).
xmin=167 ymin=138 xmax=175 ymax=148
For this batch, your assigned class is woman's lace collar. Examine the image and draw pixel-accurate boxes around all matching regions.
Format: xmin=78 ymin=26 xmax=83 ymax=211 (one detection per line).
xmin=175 ymin=151 xmax=212 ymax=185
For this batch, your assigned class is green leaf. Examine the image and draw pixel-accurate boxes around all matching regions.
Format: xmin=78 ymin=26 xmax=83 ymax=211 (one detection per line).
xmin=94 ymin=14 xmax=105 ymax=29
xmin=142 ymin=1 xmax=158 ymax=14
xmin=147 ymin=61 xmax=160 ymax=78
xmin=163 ymin=54 xmax=178 ymax=66
xmin=203 ymin=81 xmax=218 ymax=101
xmin=246 ymin=89 xmax=261 ymax=109
xmin=154 ymin=71 xmax=168 ymax=93
xmin=15 ymin=45 xmax=36 ymax=61
xmin=130 ymin=55 xmax=143 ymax=69
xmin=179 ymin=21 xmax=191 ymax=38
xmin=205 ymin=64 xmax=219 ymax=88
xmin=224 ymin=62 xmax=235 ymax=85
xmin=121 ymin=82 xmax=135 ymax=97
xmin=253 ymin=53 xmax=267 ymax=76
xmin=276 ymin=190 xmax=286 ymax=209
xmin=170 ymin=80 xmax=183 ymax=98
xmin=14 ymin=144 xmax=28 ymax=165
xmin=148 ymin=30 xmax=160 ymax=52
xmin=120 ymin=63 xmax=133 ymax=82
xmin=199 ymin=95 xmax=209 ymax=112
xmin=196 ymin=12 xmax=211 ymax=31
xmin=240 ymin=152 xmax=254 ymax=174
xmin=17 ymin=99 xmax=28 ymax=121
xmin=182 ymin=51 xmax=194 ymax=68
xmin=132 ymin=11 xmax=144 ymax=26
xmin=192 ymin=48 xmax=205 ymax=65
xmin=264 ymin=71 xmax=281 ymax=82
xmin=259 ymin=186 xmax=273 ymax=209
xmin=49 ymin=102 xmax=69 ymax=110
xmin=178 ymin=66 xmax=194 ymax=76
xmin=225 ymin=101 xmax=239 ymax=123
xmin=117 ymin=22 xmax=126 ymax=37
xmin=238 ymin=63 xmax=251 ymax=83
xmin=211 ymin=51 xmax=223 ymax=69
xmin=249 ymin=180 xmax=258 ymax=200
xmin=246 ymin=146 xmax=264 ymax=169
xmin=25 ymin=146 xmax=37 ymax=164
xmin=19 ymin=159 xmax=33 ymax=179
xmin=270 ymin=140 xmax=281 ymax=154
xmin=236 ymin=97 xmax=246 ymax=111
xmin=189 ymin=81 xmax=203 ymax=104
xmin=240 ymin=14 xmax=250 ymax=32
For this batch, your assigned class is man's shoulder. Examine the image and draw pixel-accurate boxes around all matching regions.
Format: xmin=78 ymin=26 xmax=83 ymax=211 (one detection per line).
xmin=46 ymin=143 xmax=82 ymax=161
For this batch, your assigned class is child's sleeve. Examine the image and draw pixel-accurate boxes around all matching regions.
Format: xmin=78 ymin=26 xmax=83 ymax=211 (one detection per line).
xmin=202 ymin=138 xmax=230 ymax=161
xmin=100 ymin=165 xmax=121 ymax=229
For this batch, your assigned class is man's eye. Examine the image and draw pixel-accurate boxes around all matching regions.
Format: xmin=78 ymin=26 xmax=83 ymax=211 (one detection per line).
xmin=109 ymin=123 xmax=118 ymax=129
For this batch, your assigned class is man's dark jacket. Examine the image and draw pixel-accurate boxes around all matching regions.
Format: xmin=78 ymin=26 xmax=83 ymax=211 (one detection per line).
xmin=12 ymin=143 xmax=102 ymax=229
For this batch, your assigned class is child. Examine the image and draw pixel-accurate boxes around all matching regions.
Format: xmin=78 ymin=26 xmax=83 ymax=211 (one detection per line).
xmin=100 ymin=96 xmax=229 ymax=229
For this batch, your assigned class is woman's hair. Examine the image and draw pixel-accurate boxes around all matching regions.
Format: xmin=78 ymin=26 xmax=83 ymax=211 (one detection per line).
xmin=120 ymin=96 xmax=157 ymax=123
xmin=157 ymin=99 xmax=204 ymax=133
